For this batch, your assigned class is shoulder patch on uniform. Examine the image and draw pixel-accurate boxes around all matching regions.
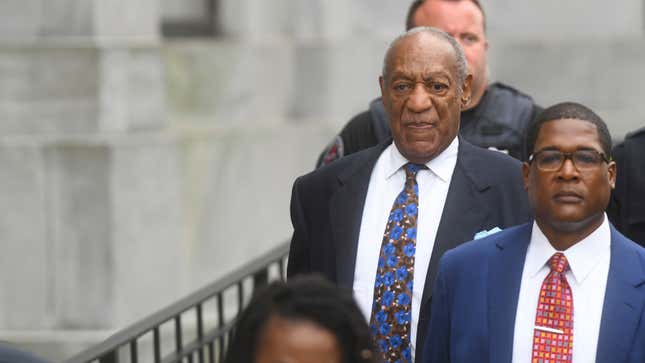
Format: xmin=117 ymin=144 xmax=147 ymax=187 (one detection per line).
xmin=321 ymin=135 xmax=345 ymax=166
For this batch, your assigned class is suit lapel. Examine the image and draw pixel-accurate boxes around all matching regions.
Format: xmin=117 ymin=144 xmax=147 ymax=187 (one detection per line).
xmin=421 ymin=141 xmax=492 ymax=306
xmin=487 ymin=223 xmax=532 ymax=363
xmin=595 ymin=226 xmax=645 ymax=362
xmin=329 ymin=143 xmax=389 ymax=289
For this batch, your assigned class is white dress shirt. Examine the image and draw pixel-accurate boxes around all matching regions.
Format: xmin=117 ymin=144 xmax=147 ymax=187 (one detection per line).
xmin=512 ymin=216 xmax=611 ymax=363
xmin=353 ymin=138 xmax=458 ymax=359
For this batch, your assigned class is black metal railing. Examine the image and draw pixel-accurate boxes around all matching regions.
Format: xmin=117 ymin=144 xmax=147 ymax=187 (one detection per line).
xmin=66 ymin=242 xmax=290 ymax=363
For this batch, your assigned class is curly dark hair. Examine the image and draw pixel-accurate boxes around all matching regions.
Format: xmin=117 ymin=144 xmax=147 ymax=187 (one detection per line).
xmin=225 ymin=275 xmax=376 ymax=363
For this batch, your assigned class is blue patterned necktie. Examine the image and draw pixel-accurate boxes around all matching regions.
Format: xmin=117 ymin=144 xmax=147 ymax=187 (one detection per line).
xmin=370 ymin=162 xmax=425 ymax=363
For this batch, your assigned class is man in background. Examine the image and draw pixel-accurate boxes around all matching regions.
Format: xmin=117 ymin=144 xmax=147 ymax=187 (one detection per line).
xmin=317 ymin=0 xmax=540 ymax=166
xmin=607 ymin=126 xmax=645 ymax=246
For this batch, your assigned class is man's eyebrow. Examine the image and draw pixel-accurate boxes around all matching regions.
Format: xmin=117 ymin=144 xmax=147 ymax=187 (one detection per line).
xmin=575 ymin=146 xmax=601 ymax=151
xmin=533 ymin=146 xmax=559 ymax=153
xmin=535 ymin=146 xmax=601 ymax=152
xmin=389 ymin=72 xmax=414 ymax=80
xmin=423 ymin=73 xmax=452 ymax=82
xmin=391 ymin=70 xmax=451 ymax=78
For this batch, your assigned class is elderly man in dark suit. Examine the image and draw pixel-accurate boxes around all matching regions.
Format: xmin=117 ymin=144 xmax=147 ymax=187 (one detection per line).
xmin=287 ymin=27 xmax=531 ymax=363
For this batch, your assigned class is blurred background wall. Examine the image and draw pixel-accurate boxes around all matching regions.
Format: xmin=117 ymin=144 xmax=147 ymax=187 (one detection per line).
xmin=0 ymin=0 xmax=643 ymax=360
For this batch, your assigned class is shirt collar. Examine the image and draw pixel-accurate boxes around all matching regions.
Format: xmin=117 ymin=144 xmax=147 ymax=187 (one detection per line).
xmin=384 ymin=137 xmax=459 ymax=182
xmin=526 ymin=215 xmax=611 ymax=284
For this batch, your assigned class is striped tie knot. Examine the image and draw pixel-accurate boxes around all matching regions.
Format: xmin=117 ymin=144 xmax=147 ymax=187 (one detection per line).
xmin=549 ymin=252 xmax=570 ymax=274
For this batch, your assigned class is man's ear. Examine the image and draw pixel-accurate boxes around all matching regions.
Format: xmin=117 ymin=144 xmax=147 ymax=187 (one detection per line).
xmin=461 ymin=74 xmax=473 ymax=108
xmin=607 ymin=160 xmax=617 ymax=189
xmin=379 ymin=76 xmax=387 ymax=108
xmin=522 ymin=162 xmax=531 ymax=191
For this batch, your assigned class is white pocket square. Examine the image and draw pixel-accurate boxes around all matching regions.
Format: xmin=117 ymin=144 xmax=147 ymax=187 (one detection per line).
xmin=474 ymin=227 xmax=502 ymax=240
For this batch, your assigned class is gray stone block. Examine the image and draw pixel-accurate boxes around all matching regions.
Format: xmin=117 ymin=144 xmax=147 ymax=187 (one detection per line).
xmin=40 ymin=0 xmax=93 ymax=37
xmin=0 ymin=46 xmax=164 ymax=134
xmin=222 ymin=0 xmax=291 ymax=38
xmin=0 ymin=47 xmax=100 ymax=134
xmin=288 ymin=0 xmax=405 ymax=41
xmin=94 ymin=0 xmax=159 ymax=40
xmin=351 ymin=0 xmax=409 ymax=37
xmin=289 ymin=37 xmax=387 ymax=127
xmin=98 ymin=47 xmax=166 ymax=132
xmin=181 ymin=124 xmax=332 ymax=288
xmin=109 ymin=139 xmax=190 ymax=326
xmin=45 ymin=144 xmax=113 ymax=329
xmin=289 ymin=0 xmax=352 ymax=41
xmin=0 ymin=145 xmax=49 ymax=329
xmin=489 ymin=39 xmax=645 ymax=139
xmin=485 ymin=0 xmax=643 ymax=39
xmin=0 ymin=1 xmax=44 ymax=39
xmin=164 ymin=40 xmax=293 ymax=127
xmin=0 ymin=0 xmax=159 ymax=40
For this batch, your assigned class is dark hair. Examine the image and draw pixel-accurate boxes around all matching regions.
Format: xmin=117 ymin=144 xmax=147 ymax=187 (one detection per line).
xmin=406 ymin=0 xmax=487 ymax=32
xmin=406 ymin=0 xmax=425 ymax=30
xmin=225 ymin=275 xmax=375 ymax=363
xmin=525 ymin=102 xmax=613 ymax=157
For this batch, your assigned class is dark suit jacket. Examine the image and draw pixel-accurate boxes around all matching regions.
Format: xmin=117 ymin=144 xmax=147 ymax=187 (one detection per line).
xmin=288 ymin=138 xmax=531 ymax=362
xmin=607 ymin=127 xmax=645 ymax=246
xmin=424 ymin=222 xmax=645 ymax=363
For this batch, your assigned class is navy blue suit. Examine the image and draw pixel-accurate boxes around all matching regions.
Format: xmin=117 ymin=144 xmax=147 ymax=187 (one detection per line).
xmin=424 ymin=222 xmax=645 ymax=363
xmin=288 ymin=138 xmax=531 ymax=362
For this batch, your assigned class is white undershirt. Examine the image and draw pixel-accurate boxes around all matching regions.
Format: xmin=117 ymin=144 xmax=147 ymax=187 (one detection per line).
xmin=353 ymin=138 xmax=458 ymax=359
xmin=512 ymin=216 xmax=611 ymax=363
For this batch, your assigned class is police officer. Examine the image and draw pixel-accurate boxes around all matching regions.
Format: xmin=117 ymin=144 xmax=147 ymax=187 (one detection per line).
xmin=607 ymin=126 xmax=645 ymax=247
xmin=317 ymin=0 xmax=541 ymax=167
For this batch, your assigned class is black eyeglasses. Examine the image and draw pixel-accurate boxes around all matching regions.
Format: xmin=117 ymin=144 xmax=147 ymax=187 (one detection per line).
xmin=529 ymin=149 xmax=610 ymax=171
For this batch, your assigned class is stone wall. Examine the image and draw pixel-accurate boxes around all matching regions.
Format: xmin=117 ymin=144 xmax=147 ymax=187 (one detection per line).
xmin=1 ymin=0 xmax=643 ymax=361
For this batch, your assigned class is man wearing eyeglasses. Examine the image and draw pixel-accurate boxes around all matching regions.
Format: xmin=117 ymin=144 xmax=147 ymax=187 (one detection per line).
xmin=422 ymin=102 xmax=645 ymax=363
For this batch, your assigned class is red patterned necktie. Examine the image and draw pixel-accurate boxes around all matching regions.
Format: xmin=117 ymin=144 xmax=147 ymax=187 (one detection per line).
xmin=369 ymin=163 xmax=425 ymax=363
xmin=531 ymin=252 xmax=574 ymax=363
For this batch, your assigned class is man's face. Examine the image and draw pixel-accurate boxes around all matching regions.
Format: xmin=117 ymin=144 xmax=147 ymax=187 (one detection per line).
xmin=380 ymin=32 xmax=472 ymax=164
xmin=414 ymin=0 xmax=488 ymax=102
xmin=522 ymin=119 xmax=616 ymax=235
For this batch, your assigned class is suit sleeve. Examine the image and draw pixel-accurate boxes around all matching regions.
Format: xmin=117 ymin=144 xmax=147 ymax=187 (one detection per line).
xmin=287 ymin=177 xmax=311 ymax=278
xmin=423 ymin=256 xmax=452 ymax=363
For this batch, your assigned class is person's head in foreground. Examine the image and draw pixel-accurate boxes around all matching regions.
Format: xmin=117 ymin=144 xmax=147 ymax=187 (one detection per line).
xmin=225 ymin=275 xmax=376 ymax=363
xmin=523 ymin=101 xmax=616 ymax=249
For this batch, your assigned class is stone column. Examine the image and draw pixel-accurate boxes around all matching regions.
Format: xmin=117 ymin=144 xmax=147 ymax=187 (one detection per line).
xmin=0 ymin=1 xmax=189 ymax=360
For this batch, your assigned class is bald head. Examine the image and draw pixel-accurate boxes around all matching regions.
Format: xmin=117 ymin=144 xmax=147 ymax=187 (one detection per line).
xmin=382 ymin=27 xmax=468 ymax=90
